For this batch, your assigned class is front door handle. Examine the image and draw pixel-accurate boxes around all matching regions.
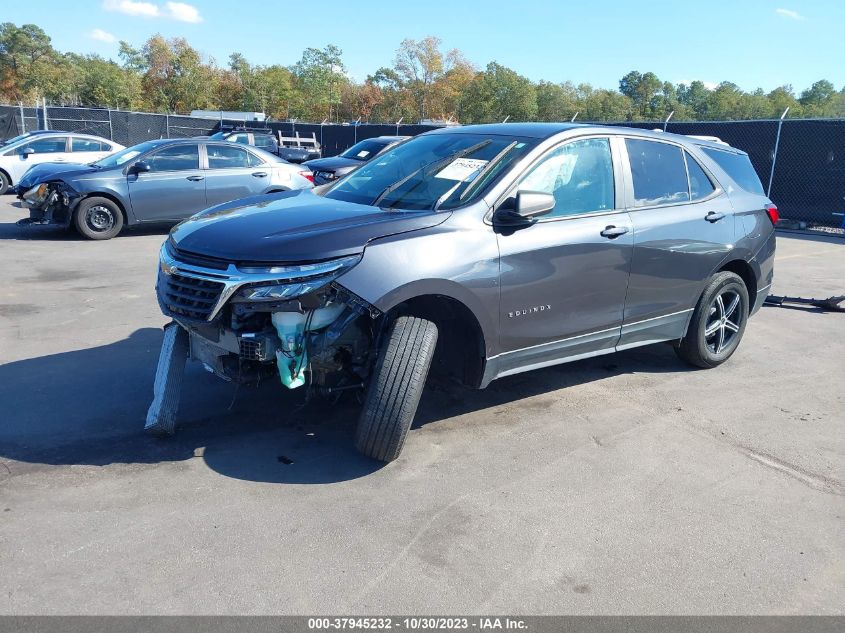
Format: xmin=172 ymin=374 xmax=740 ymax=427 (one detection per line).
xmin=705 ymin=211 xmax=725 ymax=223
xmin=252 ymin=171 xmax=268 ymax=178
xmin=600 ymin=225 xmax=629 ymax=239
xmin=186 ymin=175 xmax=204 ymax=182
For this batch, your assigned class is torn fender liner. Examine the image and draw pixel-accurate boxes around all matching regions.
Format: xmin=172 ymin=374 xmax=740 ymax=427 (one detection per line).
xmin=145 ymin=322 xmax=189 ymax=436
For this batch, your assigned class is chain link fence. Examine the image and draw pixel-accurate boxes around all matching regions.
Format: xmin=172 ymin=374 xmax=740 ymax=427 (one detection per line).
xmin=1 ymin=104 xmax=843 ymax=228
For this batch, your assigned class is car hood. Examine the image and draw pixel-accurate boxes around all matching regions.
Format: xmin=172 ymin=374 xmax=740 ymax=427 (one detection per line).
xmin=303 ymin=156 xmax=360 ymax=172
xmin=16 ymin=162 xmax=101 ymax=190
xmin=169 ymin=189 xmax=450 ymax=263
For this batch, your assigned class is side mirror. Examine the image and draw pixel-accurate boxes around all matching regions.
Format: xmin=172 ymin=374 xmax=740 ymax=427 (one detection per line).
xmin=515 ymin=191 xmax=555 ymax=218
xmin=21 ymin=147 xmax=35 ymax=158
xmin=131 ymin=160 xmax=151 ymax=174
xmin=494 ymin=191 xmax=555 ymax=226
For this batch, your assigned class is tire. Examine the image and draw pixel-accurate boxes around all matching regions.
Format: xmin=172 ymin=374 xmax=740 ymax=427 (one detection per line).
xmin=0 ymin=171 xmax=10 ymax=195
xmin=74 ymin=196 xmax=124 ymax=240
xmin=355 ymin=316 xmax=439 ymax=462
xmin=675 ymin=271 xmax=749 ymax=369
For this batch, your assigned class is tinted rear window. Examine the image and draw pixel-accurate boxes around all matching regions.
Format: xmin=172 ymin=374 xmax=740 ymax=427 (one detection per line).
xmin=701 ymin=147 xmax=765 ymax=195
xmin=625 ymin=138 xmax=690 ymax=207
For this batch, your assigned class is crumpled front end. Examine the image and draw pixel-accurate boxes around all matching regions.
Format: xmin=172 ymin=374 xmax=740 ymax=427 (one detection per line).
xmin=16 ymin=181 xmax=81 ymax=227
xmin=154 ymin=240 xmax=380 ymax=394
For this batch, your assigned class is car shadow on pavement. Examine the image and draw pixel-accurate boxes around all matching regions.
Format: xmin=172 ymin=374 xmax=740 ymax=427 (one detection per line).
xmin=0 ymin=328 xmax=693 ymax=485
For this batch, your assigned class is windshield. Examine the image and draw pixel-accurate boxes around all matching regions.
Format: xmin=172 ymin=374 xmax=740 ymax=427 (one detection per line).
xmin=325 ymin=133 xmax=536 ymax=210
xmin=92 ymin=141 xmax=158 ymax=168
xmin=339 ymin=139 xmax=390 ymax=161
xmin=1 ymin=132 xmax=38 ymax=146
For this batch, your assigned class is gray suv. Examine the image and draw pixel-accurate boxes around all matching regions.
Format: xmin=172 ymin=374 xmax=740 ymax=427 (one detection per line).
xmin=150 ymin=123 xmax=777 ymax=463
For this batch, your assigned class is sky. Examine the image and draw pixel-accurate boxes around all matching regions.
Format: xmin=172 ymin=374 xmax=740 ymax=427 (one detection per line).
xmin=3 ymin=0 xmax=843 ymax=93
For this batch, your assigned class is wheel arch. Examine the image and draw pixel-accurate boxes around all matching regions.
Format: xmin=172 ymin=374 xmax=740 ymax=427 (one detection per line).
xmin=382 ymin=291 xmax=488 ymax=389
xmin=0 ymin=167 xmax=12 ymax=186
xmin=718 ymin=258 xmax=758 ymax=305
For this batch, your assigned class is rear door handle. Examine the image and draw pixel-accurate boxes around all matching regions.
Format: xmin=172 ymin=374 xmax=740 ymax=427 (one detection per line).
xmin=600 ymin=225 xmax=629 ymax=239
xmin=252 ymin=172 xmax=268 ymax=178
xmin=705 ymin=211 xmax=725 ymax=223
xmin=186 ymin=175 xmax=204 ymax=182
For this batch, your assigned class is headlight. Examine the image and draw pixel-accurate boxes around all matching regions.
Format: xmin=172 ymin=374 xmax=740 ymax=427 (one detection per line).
xmin=22 ymin=183 xmax=50 ymax=205
xmin=234 ymin=254 xmax=362 ymax=302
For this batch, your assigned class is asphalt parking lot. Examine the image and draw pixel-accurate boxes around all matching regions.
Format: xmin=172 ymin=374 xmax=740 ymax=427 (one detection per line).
xmin=0 ymin=198 xmax=842 ymax=615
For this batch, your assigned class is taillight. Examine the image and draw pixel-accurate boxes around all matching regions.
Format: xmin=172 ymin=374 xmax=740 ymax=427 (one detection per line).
xmin=765 ymin=204 xmax=779 ymax=226
xmin=300 ymin=171 xmax=314 ymax=183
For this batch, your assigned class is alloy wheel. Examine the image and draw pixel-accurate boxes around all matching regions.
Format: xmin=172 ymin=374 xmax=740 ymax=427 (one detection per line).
xmin=704 ymin=290 xmax=743 ymax=354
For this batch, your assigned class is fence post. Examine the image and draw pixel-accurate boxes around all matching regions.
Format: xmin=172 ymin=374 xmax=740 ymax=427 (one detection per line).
xmin=663 ymin=110 xmax=674 ymax=132
xmin=19 ymin=102 xmax=26 ymax=133
xmin=43 ymin=98 xmax=49 ymax=130
xmin=570 ymin=112 xmax=578 ymax=122
xmin=166 ymin=114 xmax=170 ymax=139
xmin=354 ymin=116 xmax=361 ymax=144
xmin=767 ymin=107 xmax=789 ymax=198
xmin=395 ymin=117 xmax=403 ymax=136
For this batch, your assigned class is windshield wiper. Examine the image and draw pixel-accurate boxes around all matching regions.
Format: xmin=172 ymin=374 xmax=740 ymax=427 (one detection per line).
xmin=372 ymin=139 xmax=492 ymax=208
xmin=433 ymin=141 xmax=520 ymax=211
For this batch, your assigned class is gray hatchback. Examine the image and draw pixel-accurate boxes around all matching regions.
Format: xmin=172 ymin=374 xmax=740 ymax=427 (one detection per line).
xmin=16 ymin=138 xmax=314 ymax=239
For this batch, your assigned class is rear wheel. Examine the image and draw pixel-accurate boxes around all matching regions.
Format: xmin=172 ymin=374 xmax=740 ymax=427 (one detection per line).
xmin=0 ymin=171 xmax=10 ymax=195
xmin=355 ymin=316 xmax=438 ymax=462
xmin=74 ymin=196 xmax=124 ymax=240
xmin=675 ymin=271 xmax=749 ymax=369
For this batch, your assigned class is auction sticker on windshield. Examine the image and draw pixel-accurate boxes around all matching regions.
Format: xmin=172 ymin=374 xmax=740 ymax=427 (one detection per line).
xmin=435 ymin=158 xmax=488 ymax=182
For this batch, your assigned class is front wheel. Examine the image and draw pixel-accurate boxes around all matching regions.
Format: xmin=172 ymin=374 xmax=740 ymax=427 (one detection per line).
xmin=355 ymin=316 xmax=439 ymax=462
xmin=675 ymin=271 xmax=749 ymax=369
xmin=74 ymin=196 xmax=124 ymax=240
xmin=0 ymin=171 xmax=10 ymax=195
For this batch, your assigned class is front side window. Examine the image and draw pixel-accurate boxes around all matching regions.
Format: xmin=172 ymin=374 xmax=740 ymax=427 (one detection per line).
xmin=626 ymin=138 xmax=690 ymax=207
xmin=228 ymin=133 xmax=250 ymax=145
xmin=72 ymin=138 xmax=106 ymax=152
xmin=326 ymin=133 xmax=537 ymax=211
xmin=146 ymin=144 xmax=200 ymax=172
xmin=685 ymin=151 xmax=716 ymax=200
xmin=23 ymin=137 xmax=68 ymax=154
xmin=207 ymin=145 xmax=251 ymax=169
xmin=518 ymin=138 xmax=614 ymax=217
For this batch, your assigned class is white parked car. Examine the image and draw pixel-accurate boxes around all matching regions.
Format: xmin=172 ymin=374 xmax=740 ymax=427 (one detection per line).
xmin=0 ymin=132 xmax=124 ymax=194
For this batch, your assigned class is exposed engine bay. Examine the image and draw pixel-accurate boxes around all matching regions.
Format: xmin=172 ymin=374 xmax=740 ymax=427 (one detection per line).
xmin=179 ymin=280 xmax=381 ymax=393
xmin=16 ymin=181 xmax=80 ymax=226
xmin=155 ymin=240 xmax=382 ymax=398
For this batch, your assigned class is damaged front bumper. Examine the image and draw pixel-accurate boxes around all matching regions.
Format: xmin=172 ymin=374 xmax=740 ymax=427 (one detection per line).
xmin=16 ymin=182 xmax=81 ymax=227
xmin=155 ymin=241 xmax=381 ymax=392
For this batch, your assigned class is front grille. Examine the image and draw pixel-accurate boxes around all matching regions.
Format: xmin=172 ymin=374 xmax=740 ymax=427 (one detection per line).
xmin=158 ymin=270 xmax=225 ymax=322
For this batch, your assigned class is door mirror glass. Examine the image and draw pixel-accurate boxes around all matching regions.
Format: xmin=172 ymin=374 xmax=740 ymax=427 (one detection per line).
xmin=132 ymin=160 xmax=151 ymax=173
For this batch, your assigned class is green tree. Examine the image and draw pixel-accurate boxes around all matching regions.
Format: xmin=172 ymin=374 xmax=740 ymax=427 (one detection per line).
xmin=535 ymin=81 xmax=579 ymax=121
xmin=800 ymin=80 xmax=836 ymax=116
xmin=619 ymin=70 xmax=662 ymax=119
xmin=291 ymin=45 xmax=346 ymax=121
xmin=461 ymin=62 xmax=537 ymax=123
xmin=0 ymin=22 xmax=57 ymax=101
